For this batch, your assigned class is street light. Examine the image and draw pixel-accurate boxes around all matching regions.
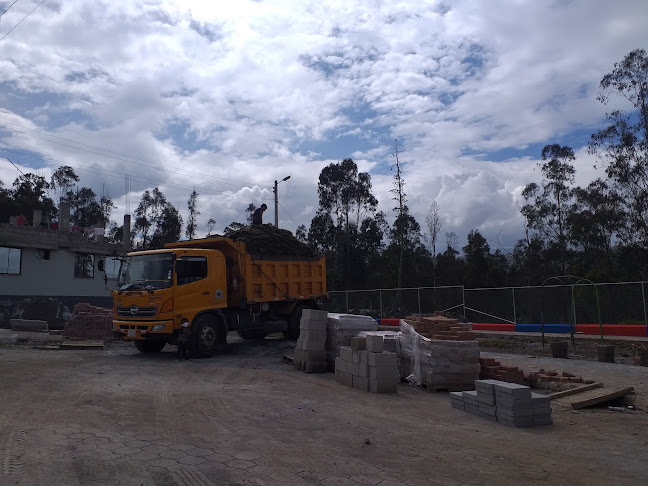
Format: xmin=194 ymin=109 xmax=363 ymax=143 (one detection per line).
xmin=273 ymin=175 xmax=291 ymax=227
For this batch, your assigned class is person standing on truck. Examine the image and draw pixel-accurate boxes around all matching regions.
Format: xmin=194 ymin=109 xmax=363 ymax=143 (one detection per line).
xmin=251 ymin=204 xmax=267 ymax=225
xmin=177 ymin=319 xmax=191 ymax=361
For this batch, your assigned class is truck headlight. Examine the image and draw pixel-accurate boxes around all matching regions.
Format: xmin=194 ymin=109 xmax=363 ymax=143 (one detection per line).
xmin=151 ymin=324 xmax=167 ymax=332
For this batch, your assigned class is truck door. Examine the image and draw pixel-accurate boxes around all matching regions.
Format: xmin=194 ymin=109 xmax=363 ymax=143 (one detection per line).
xmin=174 ymin=254 xmax=214 ymax=318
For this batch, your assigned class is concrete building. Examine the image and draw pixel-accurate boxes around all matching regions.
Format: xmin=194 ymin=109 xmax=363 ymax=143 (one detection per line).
xmin=0 ymin=206 xmax=129 ymax=329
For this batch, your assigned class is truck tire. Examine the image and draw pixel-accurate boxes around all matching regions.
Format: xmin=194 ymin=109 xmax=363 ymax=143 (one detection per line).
xmin=191 ymin=314 xmax=226 ymax=358
xmin=236 ymin=330 xmax=268 ymax=340
xmin=284 ymin=304 xmax=312 ymax=340
xmin=134 ymin=339 xmax=166 ymax=353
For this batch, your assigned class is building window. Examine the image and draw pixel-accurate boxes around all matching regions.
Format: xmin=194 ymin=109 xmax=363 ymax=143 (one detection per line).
xmin=74 ymin=253 xmax=95 ymax=278
xmin=36 ymin=249 xmax=51 ymax=260
xmin=0 ymin=247 xmax=21 ymax=275
xmin=103 ymin=257 xmax=121 ymax=279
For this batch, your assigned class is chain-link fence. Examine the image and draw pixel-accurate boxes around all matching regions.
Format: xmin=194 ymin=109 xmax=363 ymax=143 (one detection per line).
xmin=327 ymin=281 xmax=648 ymax=325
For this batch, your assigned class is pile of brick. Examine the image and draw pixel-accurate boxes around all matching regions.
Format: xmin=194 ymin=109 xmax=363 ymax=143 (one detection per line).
xmin=451 ymin=380 xmax=552 ymax=427
xmin=403 ymin=314 xmax=475 ymax=340
xmin=335 ymin=335 xmax=398 ymax=393
xmin=63 ymin=303 xmax=113 ymax=342
xmin=293 ymin=309 xmax=328 ymax=373
xmin=397 ymin=320 xmax=480 ymax=389
xmin=528 ymin=369 xmax=594 ymax=385
xmin=326 ymin=313 xmax=379 ymax=370
xmin=479 ymin=357 xmax=525 ymax=384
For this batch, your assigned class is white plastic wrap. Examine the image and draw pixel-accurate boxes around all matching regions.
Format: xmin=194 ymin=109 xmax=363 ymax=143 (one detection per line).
xmin=396 ymin=320 xmax=480 ymax=387
xmin=326 ymin=313 xmax=379 ymax=367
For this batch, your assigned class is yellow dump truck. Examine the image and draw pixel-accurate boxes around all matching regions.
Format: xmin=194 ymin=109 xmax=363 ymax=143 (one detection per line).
xmin=111 ymin=236 xmax=326 ymax=357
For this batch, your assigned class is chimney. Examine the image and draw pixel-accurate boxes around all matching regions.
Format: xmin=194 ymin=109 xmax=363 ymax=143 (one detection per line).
xmin=33 ymin=209 xmax=42 ymax=227
xmin=59 ymin=202 xmax=70 ymax=231
xmin=123 ymin=214 xmax=131 ymax=253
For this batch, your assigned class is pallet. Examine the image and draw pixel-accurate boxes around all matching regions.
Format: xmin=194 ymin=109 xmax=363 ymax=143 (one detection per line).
xmin=420 ymin=383 xmax=475 ymax=393
xmin=282 ymin=354 xmax=294 ymax=365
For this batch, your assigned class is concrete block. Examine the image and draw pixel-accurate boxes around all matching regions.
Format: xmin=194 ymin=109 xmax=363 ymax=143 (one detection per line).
xmin=462 ymin=390 xmax=479 ymax=405
xmin=300 ymin=319 xmax=327 ymax=331
xmin=347 ymin=362 xmax=359 ymax=376
xmin=451 ymin=401 xmax=465 ymax=411
xmin=464 ymin=404 xmax=480 ymax=415
xmin=303 ymin=361 xmax=328 ymax=373
xmin=495 ymin=395 xmax=533 ymax=408
xmin=493 ymin=382 xmax=532 ymax=398
xmin=478 ymin=411 xmax=498 ymax=421
xmin=358 ymin=350 xmax=368 ymax=365
xmin=335 ymin=357 xmax=346 ymax=373
xmin=531 ymin=392 xmax=551 ymax=409
xmin=369 ymin=379 xmax=397 ymax=394
xmin=352 ymin=350 xmax=361 ymax=364
xmin=336 ymin=370 xmax=353 ymax=388
xmin=352 ymin=375 xmax=369 ymax=392
xmin=301 ymin=309 xmax=328 ymax=322
xmin=477 ymin=394 xmax=496 ymax=406
xmin=498 ymin=416 xmax=534 ymax=427
xmin=478 ymin=403 xmax=497 ymax=415
xmin=357 ymin=363 xmax=369 ymax=378
xmin=368 ymin=351 xmax=397 ymax=367
xmin=10 ymin=319 xmax=48 ymax=332
xmin=369 ymin=366 xmax=399 ymax=381
xmin=450 ymin=391 xmax=464 ymax=402
xmin=339 ymin=346 xmax=353 ymax=362
xmin=366 ymin=335 xmax=384 ymax=353
xmin=296 ymin=336 xmax=326 ymax=351
xmin=496 ymin=408 xmax=534 ymax=418
xmin=351 ymin=336 xmax=366 ymax=350
xmin=294 ymin=349 xmax=326 ymax=363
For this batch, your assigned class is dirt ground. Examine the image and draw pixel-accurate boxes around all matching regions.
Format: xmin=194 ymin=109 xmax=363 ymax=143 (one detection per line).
xmin=0 ymin=335 xmax=647 ymax=486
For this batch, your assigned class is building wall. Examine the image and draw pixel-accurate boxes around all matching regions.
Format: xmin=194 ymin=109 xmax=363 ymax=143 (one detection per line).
xmin=1 ymin=247 xmax=118 ymax=296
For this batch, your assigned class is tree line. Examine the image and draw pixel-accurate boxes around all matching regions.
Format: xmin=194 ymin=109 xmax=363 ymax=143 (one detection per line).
xmin=1 ymin=49 xmax=646 ymax=289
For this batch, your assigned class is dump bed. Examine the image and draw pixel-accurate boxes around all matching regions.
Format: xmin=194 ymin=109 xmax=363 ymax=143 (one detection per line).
xmin=166 ymin=236 xmax=326 ymax=305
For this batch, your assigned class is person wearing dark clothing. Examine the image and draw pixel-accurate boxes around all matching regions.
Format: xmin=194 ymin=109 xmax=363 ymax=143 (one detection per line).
xmin=177 ymin=320 xmax=191 ymax=360
xmin=252 ymin=204 xmax=267 ymax=225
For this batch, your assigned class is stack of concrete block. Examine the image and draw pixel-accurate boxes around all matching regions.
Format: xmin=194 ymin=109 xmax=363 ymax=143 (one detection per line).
xmin=335 ymin=335 xmax=398 ymax=393
xmin=356 ymin=331 xmax=399 ymax=353
xmin=397 ymin=320 xmax=479 ymax=389
xmin=64 ymin=303 xmax=114 ymax=342
xmin=450 ymin=379 xmax=553 ymax=427
xmin=326 ymin=313 xmax=379 ymax=369
xmin=293 ymin=309 xmax=328 ymax=373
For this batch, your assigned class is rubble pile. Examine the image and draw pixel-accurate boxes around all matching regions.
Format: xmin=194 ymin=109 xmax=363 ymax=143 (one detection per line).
xmin=222 ymin=224 xmax=317 ymax=259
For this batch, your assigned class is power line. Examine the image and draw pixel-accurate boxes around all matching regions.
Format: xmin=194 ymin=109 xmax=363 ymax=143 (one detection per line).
xmin=0 ymin=120 xmax=271 ymax=189
xmin=278 ymin=200 xmax=299 ymax=228
xmin=0 ymin=0 xmax=20 ymax=19
xmin=4 ymin=157 xmax=25 ymax=176
xmin=0 ymin=0 xmax=46 ymax=42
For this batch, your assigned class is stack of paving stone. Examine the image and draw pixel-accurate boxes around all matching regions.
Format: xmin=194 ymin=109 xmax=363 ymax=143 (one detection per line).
xmin=293 ymin=309 xmax=328 ymax=373
xmin=450 ymin=379 xmax=553 ymax=427
xmin=403 ymin=314 xmax=475 ymax=340
xmin=335 ymin=335 xmax=398 ymax=393
xmin=326 ymin=313 xmax=379 ymax=370
xmin=64 ymin=303 xmax=114 ymax=342
xmin=397 ymin=320 xmax=480 ymax=389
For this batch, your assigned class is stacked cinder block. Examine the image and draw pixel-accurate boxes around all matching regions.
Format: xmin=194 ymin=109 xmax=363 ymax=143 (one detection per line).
xmin=335 ymin=336 xmax=398 ymax=393
xmin=326 ymin=313 xmax=379 ymax=370
xmin=64 ymin=303 xmax=114 ymax=342
xmin=397 ymin=320 xmax=480 ymax=390
xmin=293 ymin=309 xmax=328 ymax=373
xmin=356 ymin=331 xmax=399 ymax=353
xmin=450 ymin=379 xmax=553 ymax=427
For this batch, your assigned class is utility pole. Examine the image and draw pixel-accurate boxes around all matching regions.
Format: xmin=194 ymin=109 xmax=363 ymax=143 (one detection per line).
xmin=273 ymin=175 xmax=291 ymax=227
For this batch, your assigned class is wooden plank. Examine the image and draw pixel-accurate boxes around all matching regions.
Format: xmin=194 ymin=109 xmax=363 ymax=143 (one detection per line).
xmin=59 ymin=340 xmax=104 ymax=350
xmin=547 ymin=382 xmax=603 ymax=400
xmin=553 ymin=387 xmax=634 ymax=409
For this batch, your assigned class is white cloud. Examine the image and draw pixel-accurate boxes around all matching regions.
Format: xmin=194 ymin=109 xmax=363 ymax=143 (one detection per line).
xmin=0 ymin=0 xmax=645 ymax=252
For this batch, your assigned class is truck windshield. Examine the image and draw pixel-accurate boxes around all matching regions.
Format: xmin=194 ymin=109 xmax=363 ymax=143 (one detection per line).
xmin=118 ymin=253 xmax=174 ymax=291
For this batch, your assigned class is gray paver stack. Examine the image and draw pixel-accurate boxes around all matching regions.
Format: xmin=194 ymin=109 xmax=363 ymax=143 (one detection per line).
xmin=451 ymin=379 xmax=553 ymax=427
xmin=335 ymin=335 xmax=399 ymax=393
xmin=326 ymin=313 xmax=379 ymax=369
xmin=293 ymin=309 xmax=328 ymax=373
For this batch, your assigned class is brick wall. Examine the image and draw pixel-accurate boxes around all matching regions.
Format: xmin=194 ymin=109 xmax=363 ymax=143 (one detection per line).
xmin=63 ymin=303 xmax=114 ymax=342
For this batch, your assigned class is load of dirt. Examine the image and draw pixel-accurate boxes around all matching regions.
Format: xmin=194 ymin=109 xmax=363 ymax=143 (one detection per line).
xmin=223 ymin=224 xmax=318 ymax=259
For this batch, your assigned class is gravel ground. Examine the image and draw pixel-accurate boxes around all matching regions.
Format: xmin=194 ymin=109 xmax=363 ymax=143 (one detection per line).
xmin=0 ymin=335 xmax=646 ymax=486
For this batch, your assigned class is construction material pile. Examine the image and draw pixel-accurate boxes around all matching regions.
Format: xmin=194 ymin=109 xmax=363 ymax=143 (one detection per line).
xmin=293 ymin=309 xmax=328 ymax=373
xmin=397 ymin=318 xmax=480 ymax=389
xmin=404 ymin=314 xmax=475 ymax=340
xmin=64 ymin=303 xmax=114 ymax=342
xmin=451 ymin=380 xmax=552 ymax=427
xmin=223 ymin=224 xmax=317 ymax=259
xmin=356 ymin=330 xmax=399 ymax=353
xmin=335 ymin=335 xmax=399 ymax=393
xmin=326 ymin=313 xmax=379 ymax=369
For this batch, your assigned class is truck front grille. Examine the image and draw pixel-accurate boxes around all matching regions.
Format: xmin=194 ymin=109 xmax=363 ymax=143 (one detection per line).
xmin=117 ymin=306 xmax=158 ymax=318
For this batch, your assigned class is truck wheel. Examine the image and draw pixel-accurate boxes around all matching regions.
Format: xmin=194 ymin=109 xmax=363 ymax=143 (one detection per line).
xmin=284 ymin=304 xmax=309 ymax=340
xmin=134 ymin=340 xmax=166 ymax=353
xmin=236 ymin=330 xmax=268 ymax=340
xmin=191 ymin=314 xmax=225 ymax=358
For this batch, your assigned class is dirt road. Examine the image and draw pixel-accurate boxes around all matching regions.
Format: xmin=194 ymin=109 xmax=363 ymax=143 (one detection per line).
xmin=0 ymin=336 xmax=646 ymax=485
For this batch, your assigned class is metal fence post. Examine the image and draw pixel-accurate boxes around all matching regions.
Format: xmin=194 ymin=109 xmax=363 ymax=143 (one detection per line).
xmin=345 ymin=291 xmax=349 ymax=314
xmin=379 ymin=289 xmax=383 ymax=319
xmin=512 ymin=287 xmax=517 ymax=325
xmin=417 ymin=287 xmax=421 ymax=315
xmin=642 ymin=282 xmax=647 ymax=325
xmin=462 ymin=286 xmax=466 ymax=320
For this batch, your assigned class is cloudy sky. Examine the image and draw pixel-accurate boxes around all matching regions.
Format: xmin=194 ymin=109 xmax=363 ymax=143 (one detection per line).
xmin=0 ymin=0 xmax=646 ymax=252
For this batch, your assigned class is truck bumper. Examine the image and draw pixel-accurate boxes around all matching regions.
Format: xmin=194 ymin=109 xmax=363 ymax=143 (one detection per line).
xmin=113 ymin=320 xmax=175 ymax=340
